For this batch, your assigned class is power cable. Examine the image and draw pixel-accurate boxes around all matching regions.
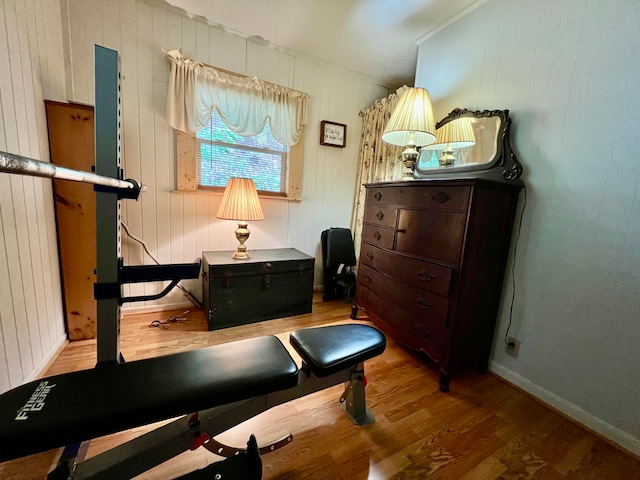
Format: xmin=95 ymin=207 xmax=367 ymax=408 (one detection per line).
xmin=504 ymin=185 xmax=527 ymax=346
xmin=121 ymin=221 xmax=203 ymax=309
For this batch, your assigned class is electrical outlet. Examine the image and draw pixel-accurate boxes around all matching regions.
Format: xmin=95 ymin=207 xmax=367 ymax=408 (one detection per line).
xmin=506 ymin=336 xmax=521 ymax=358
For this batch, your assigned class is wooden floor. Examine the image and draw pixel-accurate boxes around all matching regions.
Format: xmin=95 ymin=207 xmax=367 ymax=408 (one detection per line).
xmin=1 ymin=293 xmax=639 ymax=479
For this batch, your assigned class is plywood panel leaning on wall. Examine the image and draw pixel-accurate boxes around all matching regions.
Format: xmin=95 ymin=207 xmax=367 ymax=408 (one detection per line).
xmin=45 ymin=101 xmax=97 ymax=340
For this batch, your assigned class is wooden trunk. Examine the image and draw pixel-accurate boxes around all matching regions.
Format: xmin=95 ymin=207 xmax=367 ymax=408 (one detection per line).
xmin=202 ymin=248 xmax=314 ymax=330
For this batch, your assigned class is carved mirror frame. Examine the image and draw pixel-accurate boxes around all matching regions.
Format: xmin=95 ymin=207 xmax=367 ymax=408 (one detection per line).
xmin=414 ymin=108 xmax=523 ymax=183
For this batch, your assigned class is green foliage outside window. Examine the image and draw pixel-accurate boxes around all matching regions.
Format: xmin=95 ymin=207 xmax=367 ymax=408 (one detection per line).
xmin=196 ymin=110 xmax=287 ymax=194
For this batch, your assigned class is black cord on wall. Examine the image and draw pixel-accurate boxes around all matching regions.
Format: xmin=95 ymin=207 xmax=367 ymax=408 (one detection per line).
xmin=504 ymin=184 xmax=527 ymax=346
xmin=121 ymin=221 xmax=203 ymax=309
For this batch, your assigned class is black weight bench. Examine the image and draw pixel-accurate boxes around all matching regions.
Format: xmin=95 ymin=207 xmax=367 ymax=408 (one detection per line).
xmin=0 ymin=323 xmax=385 ymax=479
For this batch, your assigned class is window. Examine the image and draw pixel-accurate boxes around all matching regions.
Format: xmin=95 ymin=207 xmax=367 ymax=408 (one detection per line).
xmin=196 ymin=110 xmax=288 ymax=195
xmin=176 ymin=126 xmax=303 ymax=200
xmin=166 ymin=51 xmax=308 ymax=200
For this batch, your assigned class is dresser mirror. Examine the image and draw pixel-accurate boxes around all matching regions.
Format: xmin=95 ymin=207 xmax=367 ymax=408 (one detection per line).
xmin=414 ymin=108 xmax=523 ymax=182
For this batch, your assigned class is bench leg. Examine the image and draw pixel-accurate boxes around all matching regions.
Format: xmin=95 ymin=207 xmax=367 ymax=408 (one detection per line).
xmin=339 ymin=363 xmax=375 ymax=425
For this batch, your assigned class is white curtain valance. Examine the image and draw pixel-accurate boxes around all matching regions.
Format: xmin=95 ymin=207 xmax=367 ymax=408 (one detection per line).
xmin=165 ymin=49 xmax=309 ymax=146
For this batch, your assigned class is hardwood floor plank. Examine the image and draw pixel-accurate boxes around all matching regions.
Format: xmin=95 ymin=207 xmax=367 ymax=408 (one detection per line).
xmin=1 ymin=294 xmax=639 ymax=479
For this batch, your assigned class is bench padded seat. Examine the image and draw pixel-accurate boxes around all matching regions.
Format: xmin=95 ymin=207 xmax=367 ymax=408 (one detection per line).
xmin=0 ymin=335 xmax=298 ymax=462
xmin=290 ymin=324 xmax=386 ymax=377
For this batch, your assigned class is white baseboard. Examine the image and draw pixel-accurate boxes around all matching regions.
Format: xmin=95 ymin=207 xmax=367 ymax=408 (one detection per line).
xmin=122 ymin=301 xmax=195 ymax=315
xmin=28 ymin=334 xmax=68 ymax=383
xmin=489 ymin=361 xmax=640 ymax=457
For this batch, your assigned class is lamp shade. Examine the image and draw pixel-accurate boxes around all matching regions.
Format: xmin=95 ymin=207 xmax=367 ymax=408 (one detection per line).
xmin=216 ymin=177 xmax=265 ymax=221
xmin=422 ymin=116 xmax=476 ymax=150
xmin=381 ymin=87 xmax=437 ymax=147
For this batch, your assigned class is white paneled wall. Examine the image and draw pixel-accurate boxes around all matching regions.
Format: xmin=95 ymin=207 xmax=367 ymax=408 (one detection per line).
xmin=416 ymin=0 xmax=640 ymax=455
xmin=0 ymin=0 xmax=67 ymax=393
xmin=63 ymin=0 xmax=388 ymax=310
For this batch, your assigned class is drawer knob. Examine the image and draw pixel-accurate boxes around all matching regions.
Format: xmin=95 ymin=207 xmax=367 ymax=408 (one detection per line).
xmin=366 ymin=251 xmax=374 ymax=261
xmin=364 ymin=274 xmax=372 ymax=282
xmin=413 ymin=324 xmax=431 ymax=338
xmin=432 ymin=191 xmax=449 ymax=204
xmin=376 ymin=211 xmax=385 ymax=220
xmin=374 ymin=191 xmax=383 ymax=201
xmin=417 ymin=297 xmax=432 ymax=309
xmin=373 ymin=231 xmax=381 ymax=241
xmin=262 ymin=262 xmax=273 ymax=273
xmin=418 ymin=270 xmax=436 ymax=281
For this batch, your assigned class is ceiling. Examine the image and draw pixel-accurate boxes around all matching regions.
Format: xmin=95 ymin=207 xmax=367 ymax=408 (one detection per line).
xmin=165 ymin=0 xmax=487 ymax=89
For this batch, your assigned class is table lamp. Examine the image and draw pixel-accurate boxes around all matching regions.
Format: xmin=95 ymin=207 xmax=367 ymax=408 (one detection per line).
xmin=382 ymin=87 xmax=437 ymax=177
xmin=216 ymin=177 xmax=265 ymax=259
xmin=422 ymin=116 xmax=476 ymax=166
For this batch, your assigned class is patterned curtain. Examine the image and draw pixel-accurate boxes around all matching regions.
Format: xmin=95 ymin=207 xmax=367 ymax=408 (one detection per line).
xmin=350 ymin=86 xmax=408 ymax=262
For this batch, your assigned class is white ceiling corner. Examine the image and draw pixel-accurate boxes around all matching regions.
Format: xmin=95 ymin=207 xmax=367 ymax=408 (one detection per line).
xmin=164 ymin=0 xmax=484 ymax=89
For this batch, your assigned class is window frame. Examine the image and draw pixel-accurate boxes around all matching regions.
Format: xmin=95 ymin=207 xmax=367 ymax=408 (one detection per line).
xmin=195 ymin=114 xmax=289 ymax=196
xmin=176 ymin=128 xmax=303 ymax=201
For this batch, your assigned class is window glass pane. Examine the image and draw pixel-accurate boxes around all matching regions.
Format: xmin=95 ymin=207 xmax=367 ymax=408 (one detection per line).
xmin=199 ymin=144 xmax=284 ymax=191
xmin=196 ymin=110 xmax=287 ymax=194
xmin=197 ymin=112 xmax=286 ymax=152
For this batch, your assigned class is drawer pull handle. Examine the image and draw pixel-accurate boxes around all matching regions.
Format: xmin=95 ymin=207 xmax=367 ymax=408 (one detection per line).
xmin=364 ymin=274 xmax=373 ymax=282
xmin=418 ymin=270 xmax=436 ymax=281
xmin=417 ymin=297 xmax=432 ymax=309
xmin=432 ymin=191 xmax=450 ymax=204
xmin=413 ymin=324 xmax=431 ymax=338
xmin=373 ymin=231 xmax=381 ymax=241
xmin=374 ymin=191 xmax=383 ymax=201
xmin=376 ymin=211 xmax=385 ymax=220
xmin=366 ymin=251 xmax=374 ymax=261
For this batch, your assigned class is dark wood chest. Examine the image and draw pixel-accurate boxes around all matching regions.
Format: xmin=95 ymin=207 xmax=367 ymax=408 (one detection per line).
xmin=202 ymin=248 xmax=314 ymax=330
xmin=355 ymin=178 xmax=521 ymax=391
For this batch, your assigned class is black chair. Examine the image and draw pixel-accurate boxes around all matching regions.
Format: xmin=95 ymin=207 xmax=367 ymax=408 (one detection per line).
xmin=321 ymin=227 xmax=357 ymax=301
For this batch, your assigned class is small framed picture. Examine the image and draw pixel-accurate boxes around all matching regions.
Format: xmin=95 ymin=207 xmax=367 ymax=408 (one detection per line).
xmin=320 ymin=121 xmax=346 ymax=148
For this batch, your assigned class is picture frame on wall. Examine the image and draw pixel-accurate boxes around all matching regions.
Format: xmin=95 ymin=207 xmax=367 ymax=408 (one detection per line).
xmin=320 ymin=121 xmax=346 ymax=148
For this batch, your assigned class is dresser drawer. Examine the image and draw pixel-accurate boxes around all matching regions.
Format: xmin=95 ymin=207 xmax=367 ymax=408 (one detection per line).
xmin=363 ymin=205 xmax=397 ymax=228
xmin=357 ymin=283 xmax=446 ymax=362
xmin=396 ymin=209 xmax=466 ymax=265
xmin=367 ymin=185 xmax=470 ymax=212
xmin=361 ymin=223 xmax=395 ymax=250
xmin=358 ymin=264 xmax=449 ymax=323
xmin=359 ymin=244 xmax=453 ymax=297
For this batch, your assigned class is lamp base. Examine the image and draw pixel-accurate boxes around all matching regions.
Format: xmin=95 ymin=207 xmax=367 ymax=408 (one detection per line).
xmin=232 ymin=221 xmax=251 ymax=260
xmin=400 ymin=147 xmax=419 ymax=179
xmin=232 ymin=249 xmax=251 ymax=260
xmin=438 ymin=143 xmax=456 ymax=167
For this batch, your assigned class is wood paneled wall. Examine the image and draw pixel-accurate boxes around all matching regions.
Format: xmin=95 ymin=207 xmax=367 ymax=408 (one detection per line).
xmin=63 ymin=0 xmax=389 ymax=312
xmin=0 ymin=0 xmax=387 ymax=391
xmin=0 ymin=0 xmax=68 ymax=393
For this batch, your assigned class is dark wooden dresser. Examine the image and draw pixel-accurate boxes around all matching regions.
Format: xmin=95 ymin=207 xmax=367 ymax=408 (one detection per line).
xmin=203 ymin=248 xmax=314 ymax=330
xmin=354 ymin=178 xmax=521 ymax=391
